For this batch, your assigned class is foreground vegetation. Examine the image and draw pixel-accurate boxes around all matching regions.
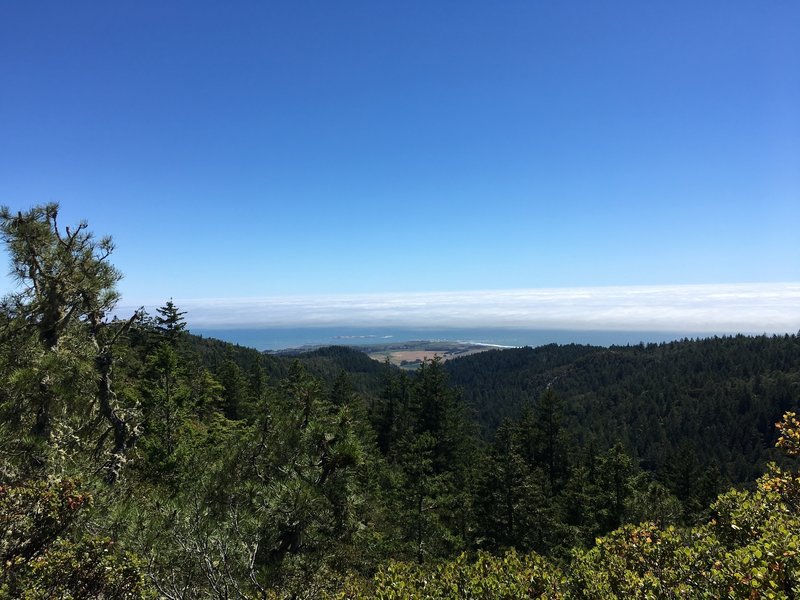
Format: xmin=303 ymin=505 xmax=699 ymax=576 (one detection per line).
xmin=1 ymin=205 xmax=798 ymax=597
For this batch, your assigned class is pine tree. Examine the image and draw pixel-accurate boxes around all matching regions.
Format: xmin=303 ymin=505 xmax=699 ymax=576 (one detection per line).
xmin=155 ymin=298 xmax=187 ymax=343
xmin=0 ymin=204 xmax=140 ymax=481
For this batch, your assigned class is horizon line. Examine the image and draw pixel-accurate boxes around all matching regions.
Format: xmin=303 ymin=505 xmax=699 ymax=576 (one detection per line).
xmin=116 ymin=282 xmax=800 ymax=334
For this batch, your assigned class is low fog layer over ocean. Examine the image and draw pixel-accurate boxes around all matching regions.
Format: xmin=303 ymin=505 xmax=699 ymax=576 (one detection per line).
xmin=123 ymin=283 xmax=800 ymax=351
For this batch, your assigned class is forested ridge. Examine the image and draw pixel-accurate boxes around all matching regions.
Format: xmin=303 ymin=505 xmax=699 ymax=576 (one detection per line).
xmin=446 ymin=337 xmax=800 ymax=483
xmin=1 ymin=205 xmax=799 ymax=598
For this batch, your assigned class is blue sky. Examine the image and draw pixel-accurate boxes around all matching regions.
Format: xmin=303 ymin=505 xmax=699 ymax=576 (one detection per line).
xmin=1 ymin=2 xmax=798 ymax=325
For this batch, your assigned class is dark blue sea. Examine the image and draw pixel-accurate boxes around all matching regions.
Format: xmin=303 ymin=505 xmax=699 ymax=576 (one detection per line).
xmin=190 ymin=326 xmax=723 ymax=352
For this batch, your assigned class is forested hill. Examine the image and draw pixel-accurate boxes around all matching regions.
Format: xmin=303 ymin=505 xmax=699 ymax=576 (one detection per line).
xmin=4 ymin=206 xmax=800 ymax=597
xmin=181 ymin=335 xmax=388 ymax=405
xmin=183 ymin=330 xmax=800 ymax=488
xmin=446 ymin=334 xmax=800 ymax=482
xmin=183 ymin=330 xmax=800 ymax=486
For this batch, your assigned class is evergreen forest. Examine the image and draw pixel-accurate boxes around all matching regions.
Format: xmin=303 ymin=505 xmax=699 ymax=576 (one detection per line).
xmin=2 ymin=205 xmax=799 ymax=598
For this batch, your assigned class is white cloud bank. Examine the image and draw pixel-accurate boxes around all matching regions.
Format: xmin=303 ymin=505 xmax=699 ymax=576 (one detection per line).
xmin=123 ymin=283 xmax=800 ymax=334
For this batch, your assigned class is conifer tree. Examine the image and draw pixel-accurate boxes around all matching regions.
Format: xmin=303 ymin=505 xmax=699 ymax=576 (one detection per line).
xmin=0 ymin=204 xmax=140 ymax=481
xmin=155 ymin=298 xmax=187 ymax=343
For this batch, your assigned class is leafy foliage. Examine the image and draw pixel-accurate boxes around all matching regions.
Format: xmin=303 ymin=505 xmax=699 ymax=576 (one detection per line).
xmin=0 ymin=479 xmax=152 ymax=598
xmin=329 ymin=550 xmax=566 ymax=599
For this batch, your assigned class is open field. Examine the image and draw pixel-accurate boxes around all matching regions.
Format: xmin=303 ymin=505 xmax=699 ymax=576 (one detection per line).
xmin=362 ymin=341 xmax=499 ymax=369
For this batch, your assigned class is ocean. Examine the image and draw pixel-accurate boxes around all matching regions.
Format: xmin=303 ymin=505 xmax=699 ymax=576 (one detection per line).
xmin=189 ymin=326 xmax=731 ymax=352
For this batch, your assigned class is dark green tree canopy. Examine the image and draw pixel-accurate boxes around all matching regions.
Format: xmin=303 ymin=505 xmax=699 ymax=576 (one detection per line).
xmin=2 ymin=205 xmax=799 ymax=598
xmin=155 ymin=298 xmax=187 ymax=341
xmin=0 ymin=204 xmax=139 ymax=481
xmin=0 ymin=203 xmax=120 ymax=349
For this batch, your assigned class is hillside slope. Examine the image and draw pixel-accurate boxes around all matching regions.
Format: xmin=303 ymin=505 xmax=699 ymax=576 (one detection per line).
xmin=446 ymin=335 xmax=800 ymax=482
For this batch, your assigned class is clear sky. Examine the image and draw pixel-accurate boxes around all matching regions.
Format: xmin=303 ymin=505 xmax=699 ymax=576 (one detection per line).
xmin=1 ymin=2 xmax=798 ymax=316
